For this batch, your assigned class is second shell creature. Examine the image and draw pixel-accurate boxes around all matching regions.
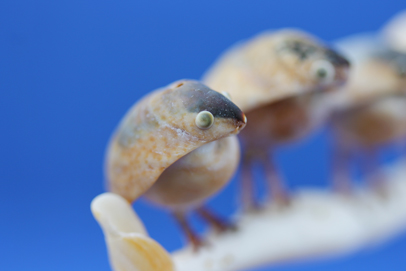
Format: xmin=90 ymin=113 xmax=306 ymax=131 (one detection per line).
xmin=105 ymin=80 xmax=246 ymax=249
xmin=328 ymin=31 xmax=406 ymax=193
xmin=203 ymin=29 xmax=350 ymax=207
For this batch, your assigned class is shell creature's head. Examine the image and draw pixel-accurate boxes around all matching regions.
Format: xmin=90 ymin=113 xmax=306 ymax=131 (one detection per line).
xmin=150 ymin=80 xmax=247 ymax=142
xmin=273 ymin=30 xmax=350 ymax=90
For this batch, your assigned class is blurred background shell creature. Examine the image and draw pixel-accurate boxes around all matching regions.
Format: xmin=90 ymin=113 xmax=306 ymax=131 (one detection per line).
xmin=203 ymin=29 xmax=350 ymax=207
xmin=328 ymin=28 xmax=406 ymax=193
xmin=105 ymin=79 xmax=246 ymax=249
xmin=382 ymin=10 xmax=406 ymax=55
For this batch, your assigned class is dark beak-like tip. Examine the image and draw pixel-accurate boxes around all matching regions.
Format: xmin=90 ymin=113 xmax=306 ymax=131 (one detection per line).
xmin=236 ymin=112 xmax=247 ymax=131
xmin=335 ymin=64 xmax=351 ymax=85
xmin=326 ymin=49 xmax=351 ymax=68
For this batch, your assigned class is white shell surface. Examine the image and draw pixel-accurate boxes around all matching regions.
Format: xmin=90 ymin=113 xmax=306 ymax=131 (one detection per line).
xmin=382 ymin=10 xmax=406 ymax=53
xmin=91 ymin=193 xmax=175 ymax=271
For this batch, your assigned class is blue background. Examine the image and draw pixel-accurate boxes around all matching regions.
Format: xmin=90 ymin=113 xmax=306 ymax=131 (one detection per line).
xmin=1 ymin=1 xmax=406 ymax=270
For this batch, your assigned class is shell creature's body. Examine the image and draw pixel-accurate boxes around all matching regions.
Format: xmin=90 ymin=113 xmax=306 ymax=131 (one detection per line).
xmin=203 ymin=29 xmax=350 ymax=206
xmin=106 ymin=80 xmax=246 ymax=248
xmin=145 ymin=136 xmax=240 ymax=211
xmin=329 ymin=34 xmax=406 ymax=192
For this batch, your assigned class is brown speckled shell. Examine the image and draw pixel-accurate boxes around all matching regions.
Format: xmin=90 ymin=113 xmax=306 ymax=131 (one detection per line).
xmin=203 ymin=29 xmax=348 ymax=113
xmin=105 ymin=80 xmax=245 ymax=203
xmin=106 ymin=92 xmax=203 ymax=202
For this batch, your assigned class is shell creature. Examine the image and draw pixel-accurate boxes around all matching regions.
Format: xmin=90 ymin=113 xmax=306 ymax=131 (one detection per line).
xmin=105 ymin=79 xmax=246 ymax=249
xmin=203 ymin=29 xmax=350 ymax=207
xmin=329 ymin=34 xmax=406 ymax=193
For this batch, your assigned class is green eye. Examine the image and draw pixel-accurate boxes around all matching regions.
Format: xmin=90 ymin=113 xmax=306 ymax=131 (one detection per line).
xmin=316 ymin=67 xmax=327 ymax=78
xmin=195 ymin=111 xmax=214 ymax=129
xmin=311 ymin=60 xmax=335 ymax=83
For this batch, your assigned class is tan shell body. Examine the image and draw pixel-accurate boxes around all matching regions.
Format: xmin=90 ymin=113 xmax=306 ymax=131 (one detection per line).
xmin=203 ymin=29 xmax=349 ymax=113
xmin=239 ymin=95 xmax=312 ymax=149
xmin=333 ymin=96 xmax=406 ymax=148
xmin=144 ymin=136 xmax=240 ymax=210
xmin=203 ymin=29 xmax=350 ymax=148
xmin=331 ymin=35 xmax=405 ymax=107
xmin=105 ymin=80 xmax=246 ymax=205
xmin=330 ymin=34 xmax=406 ymax=149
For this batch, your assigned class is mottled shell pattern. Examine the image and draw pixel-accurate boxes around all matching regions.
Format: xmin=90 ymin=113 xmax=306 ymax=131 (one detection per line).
xmin=203 ymin=29 xmax=350 ymax=112
xmin=105 ymin=80 xmax=246 ymax=202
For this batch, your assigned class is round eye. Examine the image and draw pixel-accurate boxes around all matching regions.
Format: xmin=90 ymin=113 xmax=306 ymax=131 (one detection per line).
xmin=195 ymin=111 xmax=214 ymax=130
xmin=221 ymin=91 xmax=232 ymax=100
xmin=311 ymin=60 xmax=335 ymax=84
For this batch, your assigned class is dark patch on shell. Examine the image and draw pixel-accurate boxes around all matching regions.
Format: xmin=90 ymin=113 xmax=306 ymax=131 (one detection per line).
xmin=324 ymin=48 xmax=350 ymax=67
xmin=279 ymin=40 xmax=318 ymax=60
xmin=279 ymin=40 xmax=350 ymax=67
xmin=178 ymin=81 xmax=245 ymax=122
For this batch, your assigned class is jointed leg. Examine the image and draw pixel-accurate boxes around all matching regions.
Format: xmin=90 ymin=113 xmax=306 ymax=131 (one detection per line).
xmin=261 ymin=150 xmax=290 ymax=206
xmin=331 ymin=139 xmax=353 ymax=194
xmin=172 ymin=211 xmax=204 ymax=251
xmin=362 ymin=148 xmax=387 ymax=197
xmin=196 ymin=206 xmax=236 ymax=233
xmin=240 ymin=151 xmax=259 ymax=210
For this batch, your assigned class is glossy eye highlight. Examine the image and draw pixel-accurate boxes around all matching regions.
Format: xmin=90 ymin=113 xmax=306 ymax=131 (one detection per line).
xmin=311 ymin=60 xmax=335 ymax=83
xmin=195 ymin=111 xmax=214 ymax=129
xmin=221 ymin=91 xmax=232 ymax=100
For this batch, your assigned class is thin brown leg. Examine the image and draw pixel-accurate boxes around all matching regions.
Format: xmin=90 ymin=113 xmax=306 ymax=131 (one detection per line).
xmin=362 ymin=148 xmax=387 ymax=198
xmin=172 ymin=211 xmax=204 ymax=251
xmin=196 ymin=206 xmax=237 ymax=233
xmin=331 ymin=138 xmax=353 ymax=194
xmin=240 ymin=151 xmax=260 ymax=210
xmin=261 ymin=150 xmax=290 ymax=206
